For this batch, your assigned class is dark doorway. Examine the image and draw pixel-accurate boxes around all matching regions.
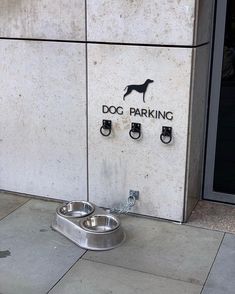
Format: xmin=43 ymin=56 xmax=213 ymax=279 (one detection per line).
xmin=204 ymin=0 xmax=235 ymax=203
xmin=213 ymin=0 xmax=235 ymax=194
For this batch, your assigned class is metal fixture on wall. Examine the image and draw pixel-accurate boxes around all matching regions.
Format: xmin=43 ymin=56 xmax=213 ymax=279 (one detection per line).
xmin=109 ymin=190 xmax=139 ymax=214
xmin=129 ymin=123 xmax=141 ymax=140
xmin=100 ymin=120 xmax=112 ymax=137
xmin=160 ymin=126 xmax=172 ymax=144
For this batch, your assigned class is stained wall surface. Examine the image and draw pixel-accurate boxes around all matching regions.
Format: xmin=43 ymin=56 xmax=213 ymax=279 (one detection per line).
xmin=0 ymin=0 xmax=214 ymax=221
xmin=0 ymin=0 xmax=85 ymax=40
xmin=88 ymin=44 xmax=192 ymax=220
xmin=87 ymin=0 xmax=214 ymax=221
xmin=87 ymin=0 xmax=214 ymax=46
xmin=0 ymin=41 xmax=87 ymax=200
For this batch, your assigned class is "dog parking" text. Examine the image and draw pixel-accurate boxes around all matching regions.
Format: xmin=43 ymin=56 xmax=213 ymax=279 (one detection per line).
xmin=102 ymin=105 xmax=173 ymax=121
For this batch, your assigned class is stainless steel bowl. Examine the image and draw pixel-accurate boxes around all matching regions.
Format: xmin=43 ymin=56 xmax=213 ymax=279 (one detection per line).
xmin=58 ymin=201 xmax=95 ymax=218
xmin=81 ymin=214 xmax=119 ymax=232
xmin=76 ymin=214 xmax=125 ymax=250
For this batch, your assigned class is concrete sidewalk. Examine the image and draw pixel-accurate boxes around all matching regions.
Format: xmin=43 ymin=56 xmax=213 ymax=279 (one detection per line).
xmin=0 ymin=192 xmax=234 ymax=294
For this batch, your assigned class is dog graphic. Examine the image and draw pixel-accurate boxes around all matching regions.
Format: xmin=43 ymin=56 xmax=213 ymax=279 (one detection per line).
xmin=123 ymin=79 xmax=154 ymax=103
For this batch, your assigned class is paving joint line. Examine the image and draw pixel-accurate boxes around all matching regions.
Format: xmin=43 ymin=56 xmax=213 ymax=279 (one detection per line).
xmin=0 ymin=190 xmax=64 ymax=203
xmin=200 ymin=232 xmax=226 ymax=294
xmin=46 ymin=250 xmax=88 ymax=293
xmin=0 ymin=198 xmax=31 ymax=222
xmin=81 ymin=256 xmax=203 ymax=286
xmin=184 ymin=222 xmax=235 ymax=235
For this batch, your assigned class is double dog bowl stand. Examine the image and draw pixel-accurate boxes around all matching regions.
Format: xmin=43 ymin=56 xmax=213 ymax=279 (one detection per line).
xmin=52 ymin=201 xmax=125 ymax=251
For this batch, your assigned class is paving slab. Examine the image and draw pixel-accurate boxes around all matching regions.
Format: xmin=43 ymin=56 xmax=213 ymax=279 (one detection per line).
xmin=202 ymin=233 xmax=235 ymax=294
xmin=0 ymin=192 xmax=30 ymax=220
xmin=187 ymin=200 xmax=235 ymax=234
xmin=83 ymin=216 xmax=223 ymax=285
xmin=49 ymin=259 xmax=202 ymax=294
xmin=0 ymin=199 xmax=85 ymax=294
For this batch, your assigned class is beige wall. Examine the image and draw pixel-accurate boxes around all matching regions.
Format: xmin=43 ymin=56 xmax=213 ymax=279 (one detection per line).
xmin=0 ymin=1 xmax=214 ymax=221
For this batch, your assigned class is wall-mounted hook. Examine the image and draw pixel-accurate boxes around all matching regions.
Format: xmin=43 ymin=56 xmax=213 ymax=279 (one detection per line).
xmin=100 ymin=120 xmax=112 ymax=137
xmin=160 ymin=126 xmax=172 ymax=144
xmin=129 ymin=123 xmax=141 ymax=140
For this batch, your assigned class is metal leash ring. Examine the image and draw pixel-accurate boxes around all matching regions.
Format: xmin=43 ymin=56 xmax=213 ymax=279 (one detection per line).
xmin=160 ymin=134 xmax=172 ymax=144
xmin=100 ymin=126 xmax=111 ymax=137
xmin=129 ymin=129 xmax=141 ymax=140
xmin=127 ymin=195 xmax=136 ymax=207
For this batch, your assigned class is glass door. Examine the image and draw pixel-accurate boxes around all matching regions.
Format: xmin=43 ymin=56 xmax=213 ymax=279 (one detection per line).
xmin=204 ymin=0 xmax=235 ymax=203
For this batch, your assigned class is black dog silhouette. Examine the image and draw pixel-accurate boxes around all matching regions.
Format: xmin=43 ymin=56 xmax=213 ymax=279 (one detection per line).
xmin=123 ymin=79 xmax=154 ymax=103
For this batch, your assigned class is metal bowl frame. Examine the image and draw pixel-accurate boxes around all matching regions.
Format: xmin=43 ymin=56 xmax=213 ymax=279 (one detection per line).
xmin=52 ymin=201 xmax=125 ymax=251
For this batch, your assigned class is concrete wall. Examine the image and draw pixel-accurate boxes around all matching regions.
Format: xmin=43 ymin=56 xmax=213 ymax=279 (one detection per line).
xmin=0 ymin=1 xmax=87 ymax=201
xmin=0 ymin=0 xmax=214 ymax=221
